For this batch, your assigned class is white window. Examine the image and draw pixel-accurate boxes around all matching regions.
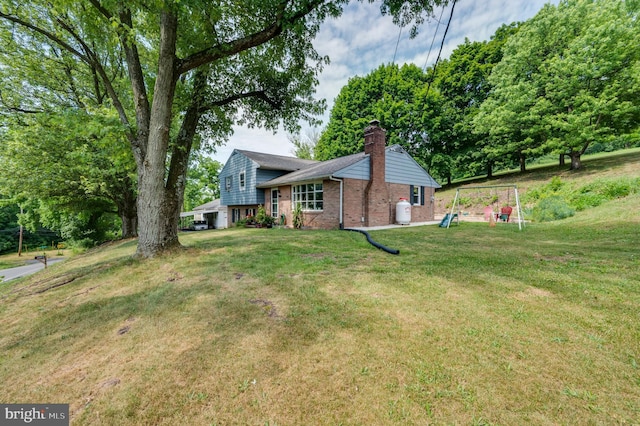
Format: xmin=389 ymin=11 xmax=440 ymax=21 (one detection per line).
xmin=239 ymin=171 xmax=246 ymax=190
xmin=411 ymin=185 xmax=424 ymax=206
xmin=292 ymin=182 xmax=323 ymax=211
xmin=271 ymin=189 xmax=279 ymax=218
xmin=225 ymin=176 xmax=232 ymax=191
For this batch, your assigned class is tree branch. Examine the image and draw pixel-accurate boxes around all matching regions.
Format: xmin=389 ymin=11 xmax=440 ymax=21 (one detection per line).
xmin=0 ymin=6 xmax=137 ymax=144
xmin=0 ymin=9 xmax=89 ymax=63
xmin=176 ymin=0 xmax=324 ymax=75
xmin=0 ymin=90 xmax=42 ymax=114
xmin=199 ymin=90 xmax=282 ymax=113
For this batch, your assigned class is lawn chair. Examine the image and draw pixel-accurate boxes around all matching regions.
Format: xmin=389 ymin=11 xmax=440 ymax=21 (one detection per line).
xmin=499 ymin=206 xmax=513 ymax=222
xmin=483 ymin=205 xmax=494 ymax=221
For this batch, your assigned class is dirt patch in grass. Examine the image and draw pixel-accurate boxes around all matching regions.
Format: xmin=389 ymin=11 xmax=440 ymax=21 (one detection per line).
xmin=512 ymin=286 xmax=554 ymax=300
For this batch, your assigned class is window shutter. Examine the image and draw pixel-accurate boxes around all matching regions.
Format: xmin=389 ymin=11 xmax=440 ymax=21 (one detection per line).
xmin=410 ymin=185 xmax=414 ymax=204
xmin=420 ymin=186 xmax=425 ymax=206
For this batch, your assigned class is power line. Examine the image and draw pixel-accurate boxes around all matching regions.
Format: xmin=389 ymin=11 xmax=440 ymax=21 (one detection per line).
xmin=422 ymin=5 xmax=447 ymax=72
xmin=425 ymin=0 xmax=457 ymax=96
xmin=392 ymin=26 xmax=403 ymax=64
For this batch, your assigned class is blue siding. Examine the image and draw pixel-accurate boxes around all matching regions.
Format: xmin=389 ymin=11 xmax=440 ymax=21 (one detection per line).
xmin=220 ymin=151 xmax=292 ymax=206
xmin=333 ymin=147 xmax=440 ymax=188
xmin=333 ymin=158 xmax=370 ymax=180
xmin=220 ymin=151 xmax=261 ymax=206
xmin=385 ymin=148 xmax=441 ymax=187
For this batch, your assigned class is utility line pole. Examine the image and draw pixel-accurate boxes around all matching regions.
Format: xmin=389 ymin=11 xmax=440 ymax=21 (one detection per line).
xmin=18 ymin=205 xmax=23 ymax=257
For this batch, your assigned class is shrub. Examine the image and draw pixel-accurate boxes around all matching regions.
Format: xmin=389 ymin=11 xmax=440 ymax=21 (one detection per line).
xmin=255 ymin=205 xmax=275 ymax=227
xmin=532 ymin=196 xmax=575 ymax=222
xmin=570 ymin=192 xmax=606 ymax=211
xmin=292 ymin=203 xmax=304 ymax=229
xmin=523 ymin=176 xmax=567 ymax=205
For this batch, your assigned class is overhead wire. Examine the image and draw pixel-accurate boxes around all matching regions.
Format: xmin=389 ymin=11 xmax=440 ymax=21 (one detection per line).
xmin=392 ymin=26 xmax=402 ymax=63
xmin=422 ymin=5 xmax=447 ymax=72
xmin=425 ymin=0 xmax=457 ymax=96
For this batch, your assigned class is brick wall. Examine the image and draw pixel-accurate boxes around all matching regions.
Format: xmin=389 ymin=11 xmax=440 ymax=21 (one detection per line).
xmin=263 ymin=180 xmax=435 ymax=229
xmin=343 ymin=178 xmax=366 ymax=228
xmin=363 ymin=120 xmax=389 ymax=227
xmin=388 ymin=183 xmax=436 ymax=223
xmin=302 ymin=179 xmax=340 ymax=229
xmin=266 ymin=180 xmax=341 ymax=229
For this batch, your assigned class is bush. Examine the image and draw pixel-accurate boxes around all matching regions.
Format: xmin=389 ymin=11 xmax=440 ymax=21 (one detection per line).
xmin=570 ymin=192 xmax=606 ymax=211
xmin=292 ymin=203 xmax=304 ymax=229
xmin=523 ymin=176 xmax=567 ymax=205
xmin=532 ymin=196 xmax=575 ymax=222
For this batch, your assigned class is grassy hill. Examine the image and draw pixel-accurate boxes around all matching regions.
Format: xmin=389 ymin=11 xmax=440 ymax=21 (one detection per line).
xmin=0 ymin=150 xmax=639 ymax=425
xmin=434 ymin=148 xmax=640 ymax=217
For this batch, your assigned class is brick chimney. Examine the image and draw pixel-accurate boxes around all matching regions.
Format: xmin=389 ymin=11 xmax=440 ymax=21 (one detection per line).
xmin=363 ymin=120 xmax=389 ymax=226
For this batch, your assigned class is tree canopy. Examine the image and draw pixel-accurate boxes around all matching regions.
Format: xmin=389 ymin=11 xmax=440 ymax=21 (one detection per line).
xmin=314 ymin=63 xmax=441 ymax=166
xmin=475 ymin=0 xmax=640 ymax=170
xmin=0 ymin=0 xmax=448 ymax=257
xmin=317 ymin=0 xmax=639 ymax=182
xmin=0 ymin=109 xmax=138 ymax=242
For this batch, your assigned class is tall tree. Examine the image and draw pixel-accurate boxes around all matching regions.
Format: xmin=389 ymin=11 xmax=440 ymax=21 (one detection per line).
xmin=0 ymin=110 xmax=138 ymax=239
xmin=315 ymin=63 xmax=440 ymax=164
xmin=434 ymin=24 xmax=519 ymax=181
xmin=183 ymin=155 xmax=221 ymax=212
xmin=289 ymin=128 xmax=321 ymax=160
xmin=0 ymin=0 xmax=446 ymax=257
xmin=476 ymin=0 xmax=640 ymax=170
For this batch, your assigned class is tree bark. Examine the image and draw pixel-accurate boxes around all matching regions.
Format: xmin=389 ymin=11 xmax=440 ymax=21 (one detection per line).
xmin=116 ymin=194 xmax=138 ymax=239
xmin=135 ymin=11 xmax=180 ymax=257
xmin=519 ymin=153 xmax=526 ymax=173
xmin=569 ymin=152 xmax=582 ymax=170
xmin=486 ymin=161 xmax=493 ymax=179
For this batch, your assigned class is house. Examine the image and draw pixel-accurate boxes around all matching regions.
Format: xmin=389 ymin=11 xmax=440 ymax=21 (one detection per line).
xmin=219 ymin=149 xmax=317 ymax=225
xmin=220 ymin=120 xmax=441 ymax=229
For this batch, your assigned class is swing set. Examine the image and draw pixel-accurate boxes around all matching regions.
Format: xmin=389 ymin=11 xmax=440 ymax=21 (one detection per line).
xmin=446 ymin=184 xmax=525 ymax=230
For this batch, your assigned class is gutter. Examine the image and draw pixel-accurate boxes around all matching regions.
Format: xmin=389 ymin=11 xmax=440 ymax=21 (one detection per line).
xmin=328 ymin=176 xmax=343 ymax=229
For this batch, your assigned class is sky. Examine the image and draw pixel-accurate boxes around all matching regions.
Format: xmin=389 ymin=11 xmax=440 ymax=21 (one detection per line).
xmin=210 ymin=0 xmax=558 ymax=164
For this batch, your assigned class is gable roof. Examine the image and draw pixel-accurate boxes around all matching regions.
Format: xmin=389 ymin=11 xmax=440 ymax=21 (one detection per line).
xmin=257 ymin=144 xmax=441 ymax=189
xmin=256 ymin=152 xmax=366 ymax=188
xmin=237 ymin=149 xmax=318 ymax=171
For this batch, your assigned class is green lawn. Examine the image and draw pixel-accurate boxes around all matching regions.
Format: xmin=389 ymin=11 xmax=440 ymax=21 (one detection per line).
xmin=1 ymin=192 xmax=638 ymax=425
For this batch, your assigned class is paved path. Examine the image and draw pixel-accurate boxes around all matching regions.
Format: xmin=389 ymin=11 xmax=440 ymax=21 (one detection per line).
xmin=0 ymin=258 xmax=65 ymax=282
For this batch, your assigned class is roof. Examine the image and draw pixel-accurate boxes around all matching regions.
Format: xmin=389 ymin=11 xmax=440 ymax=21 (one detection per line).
xmin=193 ymin=199 xmax=222 ymax=211
xmin=257 ymin=152 xmax=366 ymax=188
xmin=180 ymin=199 xmax=224 ymax=217
xmin=237 ymin=150 xmax=318 ymax=171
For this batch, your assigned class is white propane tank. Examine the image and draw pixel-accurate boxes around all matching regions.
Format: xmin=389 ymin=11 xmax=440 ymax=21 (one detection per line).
xmin=396 ymin=198 xmax=411 ymax=225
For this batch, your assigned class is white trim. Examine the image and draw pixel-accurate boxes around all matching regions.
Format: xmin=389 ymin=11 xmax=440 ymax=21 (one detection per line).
xmin=329 ymin=176 xmax=343 ymax=228
xmin=239 ymin=170 xmax=246 ymax=191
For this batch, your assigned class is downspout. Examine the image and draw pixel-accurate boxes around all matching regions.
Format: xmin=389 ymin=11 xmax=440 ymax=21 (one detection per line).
xmin=329 ymin=176 xmax=343 ymax=229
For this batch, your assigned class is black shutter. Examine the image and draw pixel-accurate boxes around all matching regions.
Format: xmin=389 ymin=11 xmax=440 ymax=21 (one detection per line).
xmin=409 ymin=185 xmax=414 ymax=204
xmin=420 ymin=186 xmax=425 ymax=206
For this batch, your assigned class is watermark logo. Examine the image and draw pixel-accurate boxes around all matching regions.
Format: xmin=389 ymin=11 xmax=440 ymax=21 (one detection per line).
xmin=1 ymin=404 xmax=68 ymax=425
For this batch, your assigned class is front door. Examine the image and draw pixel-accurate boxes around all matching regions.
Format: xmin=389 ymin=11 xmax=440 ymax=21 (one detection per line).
xmin=271 ymin=189 xmax=279 ymax=221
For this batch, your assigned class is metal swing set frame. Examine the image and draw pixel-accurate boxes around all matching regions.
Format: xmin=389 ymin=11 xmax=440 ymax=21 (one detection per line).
xmin=447 ymin=184 xmax=525 ymax=230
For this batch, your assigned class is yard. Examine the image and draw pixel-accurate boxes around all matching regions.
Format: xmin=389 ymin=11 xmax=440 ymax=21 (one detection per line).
xmin=0 ymin=193 xmax=638 ymax=424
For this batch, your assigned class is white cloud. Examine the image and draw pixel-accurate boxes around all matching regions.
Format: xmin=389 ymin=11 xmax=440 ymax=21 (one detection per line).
xmin=210 ymin=0 xmax=558 ymax=164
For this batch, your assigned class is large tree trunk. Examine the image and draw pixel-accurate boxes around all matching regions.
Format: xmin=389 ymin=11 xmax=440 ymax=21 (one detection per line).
xmin=568 ymin=151 xmax=582 ymax=170
xmin=135 ymin=11 xmax=180 ymax=257
xmin=118 ymin=200 xmax=138 ymax=239
xmin=134 ymin=15 xmax=206 ymax=257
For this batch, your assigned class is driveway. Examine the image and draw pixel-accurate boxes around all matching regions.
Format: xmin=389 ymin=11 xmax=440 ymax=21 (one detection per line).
xmin=0 ymin=258 xmax=65 ymax=282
